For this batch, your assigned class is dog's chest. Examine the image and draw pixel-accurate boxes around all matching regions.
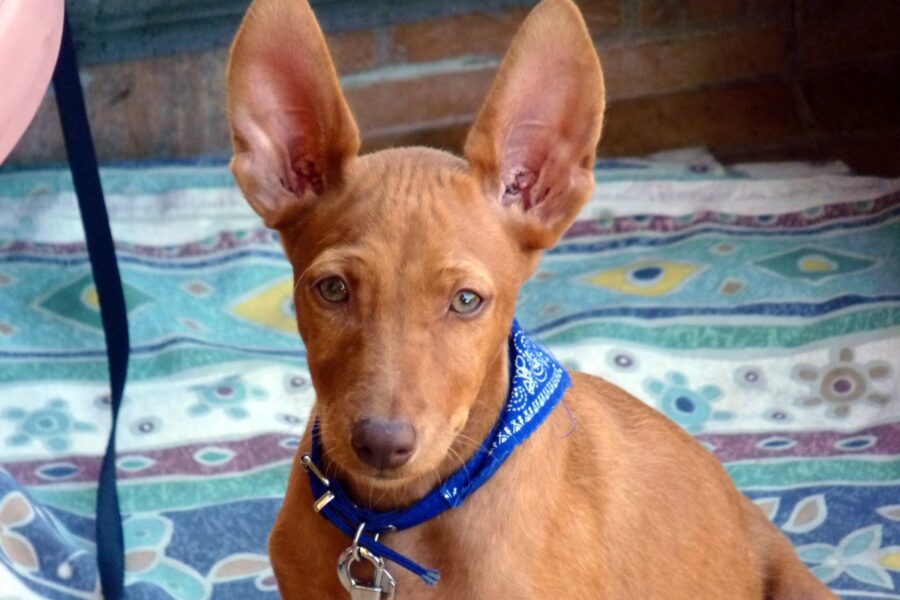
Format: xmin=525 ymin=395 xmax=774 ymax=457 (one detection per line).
xmin=363 ymin=498 xmax=546 ymax=599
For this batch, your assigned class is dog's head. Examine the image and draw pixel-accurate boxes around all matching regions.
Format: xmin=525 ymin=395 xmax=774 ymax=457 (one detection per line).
xmin=227 ymin=0 xmax=604 ymax=491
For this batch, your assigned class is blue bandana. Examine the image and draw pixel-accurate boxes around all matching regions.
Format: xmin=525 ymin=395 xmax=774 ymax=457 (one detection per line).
xmin=304 ymin=319 xmax=572 ymax=586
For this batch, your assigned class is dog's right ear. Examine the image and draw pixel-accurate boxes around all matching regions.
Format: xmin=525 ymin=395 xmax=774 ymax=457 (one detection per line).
xmin=227 ymin=0 xmax=359 ymax=228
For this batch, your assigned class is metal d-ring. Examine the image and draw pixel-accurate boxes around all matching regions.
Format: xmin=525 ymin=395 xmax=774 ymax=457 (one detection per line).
xmin=352 ymin=522 xmax=367 ymax=561
xmin=349 ymin=523 xmax=390 ymax=571
xmin=351 ymin=523 xmax=389 ymax=553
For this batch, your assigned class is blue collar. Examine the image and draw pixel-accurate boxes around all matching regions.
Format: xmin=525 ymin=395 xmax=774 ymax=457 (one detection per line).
xmin=303 ymin=319 xmax=572 ymax=586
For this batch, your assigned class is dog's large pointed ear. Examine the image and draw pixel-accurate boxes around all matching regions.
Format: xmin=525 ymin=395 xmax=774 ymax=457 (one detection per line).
xmin=465 ymin=0 xmax=605 ymax=249
xmin=227 ymin=0 xmax=359 ymax=228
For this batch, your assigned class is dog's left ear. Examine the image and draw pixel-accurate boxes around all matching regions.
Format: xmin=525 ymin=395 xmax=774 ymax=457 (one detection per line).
xmin=465 ymin=0 xmax=605 ymax=250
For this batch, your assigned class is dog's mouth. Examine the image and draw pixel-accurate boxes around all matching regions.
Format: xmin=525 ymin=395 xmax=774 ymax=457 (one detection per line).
xmin=357 ymin=467 xmax=417 ymax=484
xmin=322 ymin=437 xmax=451 ymax=494
xmin=317 ymin=437 xmax=417 ymax=483
xmin=326 ymin=454 xmax=430 ymax=497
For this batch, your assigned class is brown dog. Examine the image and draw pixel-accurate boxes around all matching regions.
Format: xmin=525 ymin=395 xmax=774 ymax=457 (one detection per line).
xmin=226 ymin=0 xmax=837 ymax=597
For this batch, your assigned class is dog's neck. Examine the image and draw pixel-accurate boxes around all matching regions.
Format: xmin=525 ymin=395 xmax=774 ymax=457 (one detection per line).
xmin=335 ymin=340 xmax=510 ymax=511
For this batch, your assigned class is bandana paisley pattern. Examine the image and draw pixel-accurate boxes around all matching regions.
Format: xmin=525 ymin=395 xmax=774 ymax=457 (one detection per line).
xmin=493 ymin=322 xmax=569 ymax=450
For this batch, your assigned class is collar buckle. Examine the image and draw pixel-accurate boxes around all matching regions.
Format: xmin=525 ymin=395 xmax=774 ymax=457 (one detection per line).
xmin=301 ymin=453 xmax=336 ymax=512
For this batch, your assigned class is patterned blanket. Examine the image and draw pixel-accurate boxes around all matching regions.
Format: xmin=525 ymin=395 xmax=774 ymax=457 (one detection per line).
xmin=0 ymin=149 xmax=897 ymax=599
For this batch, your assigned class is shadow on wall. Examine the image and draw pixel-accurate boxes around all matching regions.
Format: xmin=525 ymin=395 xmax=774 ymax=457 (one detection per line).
xmin=6 ymin=0 xmax=900 ymax=175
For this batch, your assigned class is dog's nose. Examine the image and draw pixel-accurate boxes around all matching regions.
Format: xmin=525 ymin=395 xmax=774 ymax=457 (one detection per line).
xmin=351 ymin=419 xmax=417 ymax=470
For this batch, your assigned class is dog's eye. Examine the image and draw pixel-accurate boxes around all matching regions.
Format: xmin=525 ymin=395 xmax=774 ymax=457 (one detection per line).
xmin=450 ymin=290 xmax=483 ymax=315
xmin=317 ymin=277 xmax=349 ymax=303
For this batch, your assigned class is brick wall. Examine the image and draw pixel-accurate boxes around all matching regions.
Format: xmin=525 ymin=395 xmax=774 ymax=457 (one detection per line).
xmin=8 ymin=0 xmax=900 ymax=175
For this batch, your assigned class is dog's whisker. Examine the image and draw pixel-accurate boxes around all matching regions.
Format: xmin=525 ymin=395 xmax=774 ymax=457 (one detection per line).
xmin=445 ymin=447 xmax=471 ymax=481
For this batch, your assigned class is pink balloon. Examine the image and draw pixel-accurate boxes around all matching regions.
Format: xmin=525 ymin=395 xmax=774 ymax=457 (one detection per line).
xmin=0 ymin=0 xmax=64 ymax=165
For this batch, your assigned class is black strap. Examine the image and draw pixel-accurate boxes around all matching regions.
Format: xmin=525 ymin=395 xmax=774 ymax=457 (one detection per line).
xmin=52 ymin=13 xmax=129 ymax=599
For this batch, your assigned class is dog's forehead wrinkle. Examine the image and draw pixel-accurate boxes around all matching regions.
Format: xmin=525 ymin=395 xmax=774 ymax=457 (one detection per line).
xmin=354 ymin=148 xmax=470 ymax=205
xmin=349 ymin=173 xmax=475 ymax=263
